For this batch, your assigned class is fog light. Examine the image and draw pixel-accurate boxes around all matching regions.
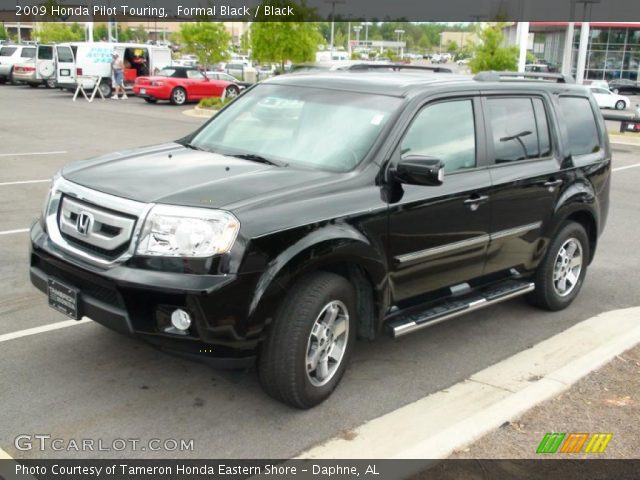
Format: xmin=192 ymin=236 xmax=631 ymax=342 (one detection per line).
xmin=170 ymin=309 xmax=191 ymax=332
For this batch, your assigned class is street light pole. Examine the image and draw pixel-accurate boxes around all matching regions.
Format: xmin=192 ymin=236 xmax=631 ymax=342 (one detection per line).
xmin=362 ymin=21 xmax=372 ymax=58
xmin=394 ymin=29 xmax=405 ymax=60
xmin=325 ymin=0 xmax=345 ymax=59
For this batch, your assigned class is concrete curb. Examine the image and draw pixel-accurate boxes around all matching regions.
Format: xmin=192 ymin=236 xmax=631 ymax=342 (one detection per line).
xmin=182 ymin=107 xmax=216 ymax=118
xmin=299 ymin=307 xmax=640 ymax=459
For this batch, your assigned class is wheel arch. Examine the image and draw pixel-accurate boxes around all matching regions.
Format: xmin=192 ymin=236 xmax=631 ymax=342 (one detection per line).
xmin=248 ymin=226 xmax=389 ymax=341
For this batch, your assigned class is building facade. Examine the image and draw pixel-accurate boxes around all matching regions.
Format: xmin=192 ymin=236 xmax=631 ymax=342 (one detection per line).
xmin=505 ymin=22 xmax=640 ymax=81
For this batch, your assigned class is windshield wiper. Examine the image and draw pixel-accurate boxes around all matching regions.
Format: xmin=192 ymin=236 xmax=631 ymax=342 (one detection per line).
xmin=183 ymin=142 xmax=205 ymax=151
xmin=228 ymin=153 xmax=287 ymax=167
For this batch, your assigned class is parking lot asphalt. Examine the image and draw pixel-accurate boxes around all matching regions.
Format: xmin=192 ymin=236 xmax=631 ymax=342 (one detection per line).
xmin=1 ymin=83 xmax=640 ymax=459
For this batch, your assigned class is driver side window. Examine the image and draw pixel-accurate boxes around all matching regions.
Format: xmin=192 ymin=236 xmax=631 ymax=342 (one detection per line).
xmin=400 ymin=99 xmax=476 ymax=173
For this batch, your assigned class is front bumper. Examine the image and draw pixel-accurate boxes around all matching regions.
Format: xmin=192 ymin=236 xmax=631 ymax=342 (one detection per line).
xmin=30 ymin=222 xmax=260 ymax=369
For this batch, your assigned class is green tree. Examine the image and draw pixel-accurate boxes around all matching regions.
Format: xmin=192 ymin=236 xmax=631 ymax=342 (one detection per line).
xmin=35 ymin=23 xmax=84 ymax=43
xmin=0 ymin=23 xmax=8 ymax=40
xmin=251 ymin=1 xmax=320 ymax=70
xmin=178 ymin=22 xmax=231 ymax=68
xmin=469 ymin=24 xmax=518 ymax=73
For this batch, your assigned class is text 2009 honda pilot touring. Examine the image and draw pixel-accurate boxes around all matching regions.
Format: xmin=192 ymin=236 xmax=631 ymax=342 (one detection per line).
xmin=30 ymin=70 xmax=610 ymax=408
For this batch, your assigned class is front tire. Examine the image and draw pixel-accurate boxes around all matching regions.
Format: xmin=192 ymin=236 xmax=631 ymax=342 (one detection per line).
xmin=170 ymin=87 xmax=187 ymax=105
xmin=527 ymin=222 xmax=590 ymax=311
xmin=615 ymin=100 xmax=626 ymax=110
xmin=258 ymin=272 xmax=356 ymax=409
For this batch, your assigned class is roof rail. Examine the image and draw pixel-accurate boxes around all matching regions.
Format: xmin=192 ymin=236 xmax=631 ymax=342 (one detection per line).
xmin=349 ymin=64 xmax=453 ymax=73
xmin=474 ymin=71 xmax=575 ymax=83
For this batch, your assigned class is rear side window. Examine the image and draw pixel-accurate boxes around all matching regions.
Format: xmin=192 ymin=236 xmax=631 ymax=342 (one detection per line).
xmin=559 ymin=97 xmax=601 ymax=156
xmin=487 ymin=97 xmax=550 ymax=163
xmin=0 ymin=47 xmax=17 ymax=57
xmin=38 ymin=46 xmax=53 ymax=60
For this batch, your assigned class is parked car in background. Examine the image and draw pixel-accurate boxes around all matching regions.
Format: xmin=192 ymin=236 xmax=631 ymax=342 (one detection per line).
xmin=225 ymin=61 xmax=248 ymax=80
xmin=609 ymin=78 xmax=640 ymax=95
xmin=205 ymin=71 xmax=250 ymax=89
xmin=11 ymin=44 xmax=64 ymax=88
xmin=0 ymin=44 xmax=36 ymax=84
xmin=589 ymin=80 xmax=610 ymax=90
xmin=589 ymin=86 xmax=630 ymax=110
xmin=133 ymin=66 xmax=239 ymax=105
xmin=55 ymin=42 xmax=172 ymax=97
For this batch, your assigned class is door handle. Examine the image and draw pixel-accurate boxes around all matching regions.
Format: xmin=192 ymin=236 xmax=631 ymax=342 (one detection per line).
xmin=464 ymin=195 xmax=489 ymax=211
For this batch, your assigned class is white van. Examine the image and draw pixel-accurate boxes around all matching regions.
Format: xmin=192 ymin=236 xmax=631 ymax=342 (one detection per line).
xmin=56 ymin=42 xmax=172 ymax=96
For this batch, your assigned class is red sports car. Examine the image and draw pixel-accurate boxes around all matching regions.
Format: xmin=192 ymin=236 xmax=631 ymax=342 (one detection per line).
xmin=133 ymin=66 xmax=241 ymax=105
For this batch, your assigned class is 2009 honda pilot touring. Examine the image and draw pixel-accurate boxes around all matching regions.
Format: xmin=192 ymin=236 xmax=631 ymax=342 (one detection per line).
xmin=30 ymin=70 xmax=610 ymax=408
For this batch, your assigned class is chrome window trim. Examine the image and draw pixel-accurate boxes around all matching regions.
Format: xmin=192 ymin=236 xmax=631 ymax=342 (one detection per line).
xmin=45 ymin=176 xmax=154 ymax=268
xmin=394 ymin=222 xmax=542 ymax=265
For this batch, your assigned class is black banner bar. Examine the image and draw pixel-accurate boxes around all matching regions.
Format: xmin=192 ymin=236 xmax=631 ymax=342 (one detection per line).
xmin=2 ymin=0 xmax=640 ymax=22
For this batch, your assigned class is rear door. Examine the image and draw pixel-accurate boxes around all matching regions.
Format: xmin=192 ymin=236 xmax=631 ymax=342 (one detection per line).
xmin=482 ymin=94 xmax=566 ymax=275
xmin=55 ymin=45 xmax=75 ymax=88
xmin=388 ymin=95 xmax=492 ymax=302
xmin=36 ymin=45 xmax=55 ymax=81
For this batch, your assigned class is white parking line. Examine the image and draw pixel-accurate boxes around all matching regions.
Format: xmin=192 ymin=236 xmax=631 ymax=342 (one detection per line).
xmin=0 ymin=228 xmax=29 ymax=236
xmin=0 ymin=179 xmax=49 ymax=187
xmin=0 ymin=151 xmax=67 ymax=157
xmin=613 ymin=163 xmax=640 ymax=172
xmin=0 ymin=318 xmax=91 ymax=344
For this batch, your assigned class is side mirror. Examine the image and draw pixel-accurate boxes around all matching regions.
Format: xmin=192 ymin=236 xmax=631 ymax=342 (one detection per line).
xmin=392 ymin=155 xmax=445 ymax=186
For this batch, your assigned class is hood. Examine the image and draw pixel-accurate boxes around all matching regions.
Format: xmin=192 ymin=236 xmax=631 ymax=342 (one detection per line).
xmin=61 ymin=143 xmax=334 ymax=210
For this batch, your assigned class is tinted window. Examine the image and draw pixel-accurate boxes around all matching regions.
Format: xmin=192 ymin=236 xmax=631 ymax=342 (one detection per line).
xmin=488 ymin=97 xmax=545 ymax=163
xmin=401 ymin=100 xmax=476 ymax=173
xmin=57 ymin=46 xmax=74 ymax=63
xmin=0 ymin=47 xmax=17 ymax=57
xmin=532 ymin=98 xmax=552 ymax=157
xmin=559 ymin=97 xmax=601 ymax=156
xmin=22 ymin=48 xmax=36 ymax=59
xmin=38 ymin=46 xmax=53 ymax=60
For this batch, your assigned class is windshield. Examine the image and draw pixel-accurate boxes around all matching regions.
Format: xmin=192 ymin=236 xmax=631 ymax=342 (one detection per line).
xmin=190 ymin=84 xmax=401 ymax=172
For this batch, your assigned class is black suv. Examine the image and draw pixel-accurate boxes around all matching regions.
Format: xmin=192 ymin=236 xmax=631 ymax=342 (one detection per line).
xmin=30 ymin=70 xmax=611 ymax=408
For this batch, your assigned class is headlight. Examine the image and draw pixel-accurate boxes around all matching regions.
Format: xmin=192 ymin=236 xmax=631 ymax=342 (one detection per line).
xmin=136 ymin=205 xmax=240 ymax=258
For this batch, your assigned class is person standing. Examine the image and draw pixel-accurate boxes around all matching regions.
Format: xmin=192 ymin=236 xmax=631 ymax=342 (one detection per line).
xmin=111 ymin=51 xmax=127 ymax=100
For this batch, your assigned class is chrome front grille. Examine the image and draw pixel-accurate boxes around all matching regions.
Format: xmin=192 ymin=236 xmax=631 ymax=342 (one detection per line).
xmin=59 ymin=196 xmax=136 ymax=253
xmin=45 ymin=177 xmax=153 ymax=267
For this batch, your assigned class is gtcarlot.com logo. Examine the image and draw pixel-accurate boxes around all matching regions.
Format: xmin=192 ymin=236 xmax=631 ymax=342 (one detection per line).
xmin=536 ymin=432 xmax=612 ymax=454
xmin=14 ymin=434 xmax=194 ymax=452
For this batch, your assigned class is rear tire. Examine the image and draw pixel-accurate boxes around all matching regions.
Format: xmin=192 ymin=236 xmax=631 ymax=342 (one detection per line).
xmin=527 ymin=222 xmax=590 ymax=311
xmin=98 ymin=81 xmax=112 ymax=98
xmin=225 ymin=85 xmax=240 ymax=99
xmin=45 ymin=78 xmax=56 ymax=89
xmin=170 ymin=87 xmax=187 ymax=105
xmin=615 ymin=100 xmax=626 ymax=110
xmin=258 ymin=272 xmax=356 ymax=409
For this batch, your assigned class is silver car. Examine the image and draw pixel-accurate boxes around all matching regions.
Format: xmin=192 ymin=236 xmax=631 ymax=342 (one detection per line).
xmin=0 ymin=44 xmax=37 ymax=84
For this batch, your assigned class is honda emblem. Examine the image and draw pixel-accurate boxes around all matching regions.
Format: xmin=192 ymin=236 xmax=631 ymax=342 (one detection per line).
xmin=76 ymin=211 xmax=93 ymax=236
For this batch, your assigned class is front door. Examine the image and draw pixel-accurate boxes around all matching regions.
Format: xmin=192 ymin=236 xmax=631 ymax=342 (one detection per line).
xmin=388 ymin=97 xmax=492 ymax=303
